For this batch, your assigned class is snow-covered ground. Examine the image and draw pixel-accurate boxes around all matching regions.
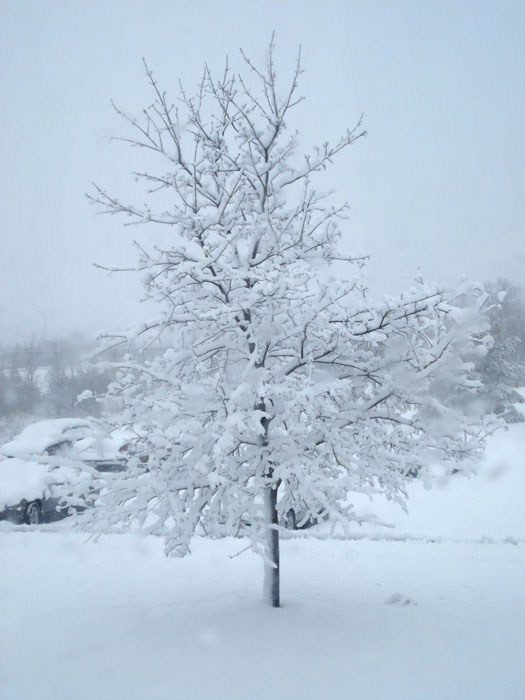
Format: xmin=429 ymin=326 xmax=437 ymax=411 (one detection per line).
xmin=1 ymin=426 xmax=524 ymax=700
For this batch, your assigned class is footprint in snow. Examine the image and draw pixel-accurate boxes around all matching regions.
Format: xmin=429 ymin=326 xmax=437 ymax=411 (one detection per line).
xmin=385 ymin=593 xmax=417 ymax=606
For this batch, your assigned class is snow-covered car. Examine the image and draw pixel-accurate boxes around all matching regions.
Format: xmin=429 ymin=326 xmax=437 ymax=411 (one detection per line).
xmin=0 ymin=418 xmax=127 ymax=524
xmin=282 ymin=506 xmax=321 ymax=530
xmin=0 ymin=457 xmax=93 ymax=524
xmin=280 ymin=498 xmax=327 ymax=530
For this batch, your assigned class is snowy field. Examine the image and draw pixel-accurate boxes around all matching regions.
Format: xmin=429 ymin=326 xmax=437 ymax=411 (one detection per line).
xmin=1 ymin=426 xmax=524 ymax=700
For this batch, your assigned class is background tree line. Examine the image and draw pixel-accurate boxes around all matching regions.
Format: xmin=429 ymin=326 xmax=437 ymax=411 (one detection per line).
xmin=0 ymin=335 xmax=114 ymax=424
xmin=472 ymin=279 xmax=525 ymax=422
xmin=1 ymin=278 xmax=524 ymax=428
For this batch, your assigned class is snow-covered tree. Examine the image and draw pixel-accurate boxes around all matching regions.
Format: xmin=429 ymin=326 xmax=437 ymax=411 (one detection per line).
xmin=87 ymin=41 xmax=492 ymax=607
xmin=473 ymin=280 xmax=525 ymax=422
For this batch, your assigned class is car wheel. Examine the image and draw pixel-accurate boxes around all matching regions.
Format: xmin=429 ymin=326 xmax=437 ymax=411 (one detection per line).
xmin=285 ymin=508 xmax=297 ymax=530
xmin=25 ymin=501 xmax=42 ymax=525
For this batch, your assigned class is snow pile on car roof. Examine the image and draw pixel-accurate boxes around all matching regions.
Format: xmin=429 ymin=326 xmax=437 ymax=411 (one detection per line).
xmin=0 ymin=419 xmax=91 ymax=457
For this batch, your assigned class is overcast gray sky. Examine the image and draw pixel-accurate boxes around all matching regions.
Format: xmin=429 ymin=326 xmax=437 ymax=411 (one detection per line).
xmin=1 ymin=0 xmax=524 ymax=344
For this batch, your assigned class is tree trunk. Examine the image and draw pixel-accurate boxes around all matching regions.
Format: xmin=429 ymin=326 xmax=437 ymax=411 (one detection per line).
xmin=263 ymin=484 xmax=280 ymax=607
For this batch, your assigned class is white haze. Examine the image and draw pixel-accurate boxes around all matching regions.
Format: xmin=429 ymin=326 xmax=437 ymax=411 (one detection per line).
xmin=1 ymin=0 xmax=524 ymax=343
